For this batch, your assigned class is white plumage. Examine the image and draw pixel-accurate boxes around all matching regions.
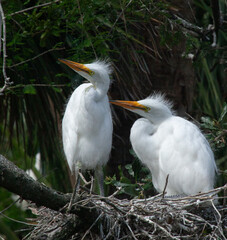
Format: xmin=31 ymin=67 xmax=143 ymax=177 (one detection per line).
xmin=60 ymin=59 xmax=113 ymax=197
xmin=111 ymin=94 xmax=217 ymax=196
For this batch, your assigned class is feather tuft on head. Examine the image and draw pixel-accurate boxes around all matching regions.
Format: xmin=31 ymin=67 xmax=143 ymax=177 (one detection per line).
xmin=145 ymin=93 xmax=175 ymax=114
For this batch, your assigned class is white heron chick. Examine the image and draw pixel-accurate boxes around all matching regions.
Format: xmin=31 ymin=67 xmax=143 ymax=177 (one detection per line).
xmin=59 ymin=59 xmax=113 ymax=200
xmin=110 ymin=95 xmax=217 ymax=196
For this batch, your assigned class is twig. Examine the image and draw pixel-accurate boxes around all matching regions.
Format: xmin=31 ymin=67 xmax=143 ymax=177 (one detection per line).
xmin=170 ymin=13 xmax=205 ymax=36
xmin=125 ymin=219 xmax=138 ymax=240
xmin=81 ymin=213 xmax=103 ymax=240
xmin=0 ymin=212 xmax=36 ymax=226
xmin=162 ymin=174 xmax=169 ymax=198
xmin=214 ymin=130 xmax=227 ymax=142
xmin=76 ymin=0 xmax=97 ymax=58
xmin=0 ymin=2 xmax=12 ymax=94
xmin=0 ymin=197 xmax=20 ymax=214
xmin=78 ymin=171 xmax=90 ymax=185
xmin=7 ymin=0 xmax=62 ymax=17
xmin=133 ymin=213 xmax=180 ymax=240
xmin=7 ymin=47 xmax=65 ymax=68
xmin=108 ymin=0 xmax=133 ymax=35
xmin=7 ymin=83 xmax=68 ymax=90
xmin=211 ymin=200 xmax=226 ymax=239
xmin=109 ymin=186 xmax=122 ymax=198
xmin=103 ymin=220 xmax=119 ymax=240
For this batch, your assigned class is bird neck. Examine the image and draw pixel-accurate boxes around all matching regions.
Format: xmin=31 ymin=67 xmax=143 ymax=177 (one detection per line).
xmin=93 ymin=79 xmax=109 ymax=100
xmin=146 ymin=112 xmax=172 ymax=126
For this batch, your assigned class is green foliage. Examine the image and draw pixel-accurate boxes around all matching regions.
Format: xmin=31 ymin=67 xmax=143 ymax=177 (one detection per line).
xmin=201 ymin=103 xmax=227 ymax=186
xmin=0 ymin=0 xmax=184 ymax=193
xmin=191 ymin=0 xmax=227 ymax=186
xmin=0 ymin=1 xmax=179 ymax=236
xmin=0 ymin=188 xmax=33 ymax=240
xmin=0 ymin=0 xmax=226 ymax=237
xmin=192 ymin=0 xmax=227 ymax=118
xmin=105 ymin=151 xmax=154 ymax=198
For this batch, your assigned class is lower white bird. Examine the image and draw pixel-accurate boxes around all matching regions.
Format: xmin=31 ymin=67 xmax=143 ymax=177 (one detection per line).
xmin=59 ymin=59 xmax=113 ymax=204
xmin=110 ymin=94 xmax=217 ymax=196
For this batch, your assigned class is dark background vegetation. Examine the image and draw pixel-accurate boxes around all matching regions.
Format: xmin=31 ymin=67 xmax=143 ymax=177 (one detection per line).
xmin=0 ymin=0 xmax=226 ymax=238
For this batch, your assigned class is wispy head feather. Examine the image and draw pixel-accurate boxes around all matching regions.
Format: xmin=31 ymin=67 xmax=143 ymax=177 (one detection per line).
xmin=146 ymin=93 xmax=175 ymax=114
xmin=90 ymin=59 xmax=113 ymax=75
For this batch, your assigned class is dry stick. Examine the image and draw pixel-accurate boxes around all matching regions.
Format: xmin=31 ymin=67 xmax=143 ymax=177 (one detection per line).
xmin=109 ymin=186 xmax=123 ymax=198
xmin=211 ymin=201 xmax=226 ymax=239
xmin=223 ymin=187 xmax=227 ymax=207
xmin=170 ymin=13 xmax=204 ymax=36
xmin=103 ymin=220 xmax=119 ymax=240
xmin=0 ymin=212 xmax=35 ymax=226
xmin=0 ymin=2 xmax=12 ymax=94
xmin=81 ymin=213 xmax=103 ymax=240
xmin=76 ymin=0 xmax=97 ymax=58
xmin=78 ymin=171 xmax=90 ymax=185
xmin=7 ymin=83 xmax=68 ymax=90
xmin=133 ymin=213 xmax=180 ymax=240
xmin=125 ymin=220 xmax=138 ymax=240
xmin=8 ymin=0 xmax=61 ymax=17
xmin=0 ymin=197 xmax=20 ymax=214
xmin=108 ymin=0 xmax=133 ymax=35
xmin=162 ymin=184 xmax=227 ymax=203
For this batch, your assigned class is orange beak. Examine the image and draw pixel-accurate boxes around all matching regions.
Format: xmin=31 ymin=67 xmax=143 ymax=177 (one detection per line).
xmin=110 ymin=100 xmax=149 ymax=112
xmin=58 ymin=59 xmax=94 ymax=76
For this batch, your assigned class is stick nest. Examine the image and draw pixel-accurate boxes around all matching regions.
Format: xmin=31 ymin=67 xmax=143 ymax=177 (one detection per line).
xmin=25 ymin=185 xmax=227 ymax=240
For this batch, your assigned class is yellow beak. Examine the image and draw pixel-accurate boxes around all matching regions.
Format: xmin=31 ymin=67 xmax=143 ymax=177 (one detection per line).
xmin=110 ymin=100 xmax=149 ymax=112
xmin=58 ymin=59 xmax=94 ymax=76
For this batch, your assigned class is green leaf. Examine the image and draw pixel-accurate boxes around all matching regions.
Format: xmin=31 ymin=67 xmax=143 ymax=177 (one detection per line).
xmin=125 ymin=164 xmax=134 ymax=177
xmin=219 ymin=103 xmax=227 ymax=122
xmin=52 ymin=87 xmax=62 ymax=93
xmin=23 ymin=85 xmax=37 ymax=95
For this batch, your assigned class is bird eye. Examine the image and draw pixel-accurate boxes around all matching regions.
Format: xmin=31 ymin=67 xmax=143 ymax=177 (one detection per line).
xmin=145 ymin=107 xmax=151 ymax=112
xmin=89 ymin=70 xmax=95 ymax=76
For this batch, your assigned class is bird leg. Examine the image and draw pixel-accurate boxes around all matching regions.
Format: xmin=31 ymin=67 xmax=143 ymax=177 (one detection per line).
xmin=67 ymin=168 xmax=81 ymax=212
xmin=95 ymin=167 xmax=105 ymax=239
xmin=95 ymin=166 xmax=104 ymax=196
xmin=88 ymin=171 xmax=94 ymax=195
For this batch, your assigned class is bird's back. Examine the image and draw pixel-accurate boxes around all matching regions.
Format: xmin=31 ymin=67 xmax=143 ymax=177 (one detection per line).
xmin=130 ymin=116 xmax=217 ymax=196
xmin=62 ymin=83 xmax=112 ymax=172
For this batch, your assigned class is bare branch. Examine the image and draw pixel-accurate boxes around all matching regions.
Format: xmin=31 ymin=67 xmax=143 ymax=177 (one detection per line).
xmin=0 ymin=1 xmax=12 ymax=94
xmin=170 ymin=13 xmax=205 ymax=36
xmin=7 ymin=47 xmax=65 ymax=68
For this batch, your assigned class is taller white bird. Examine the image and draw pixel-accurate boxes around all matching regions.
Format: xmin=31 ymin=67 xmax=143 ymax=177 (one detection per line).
xmin=110 ymin=95 xmax=217 ymax=196
xmin=59 ymin=59 xmax=113 ymax=200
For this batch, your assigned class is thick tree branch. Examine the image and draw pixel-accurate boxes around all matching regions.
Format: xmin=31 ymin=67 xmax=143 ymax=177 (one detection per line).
xmin=0 ymin=155 xmax=70 ymax=211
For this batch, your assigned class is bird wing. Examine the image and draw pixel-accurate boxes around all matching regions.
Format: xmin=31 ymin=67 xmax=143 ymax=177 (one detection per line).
xmin=158 ymin=116 xmax=216 ymax=195
xmin=62 ymin=83 xmax=92 ymax=172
